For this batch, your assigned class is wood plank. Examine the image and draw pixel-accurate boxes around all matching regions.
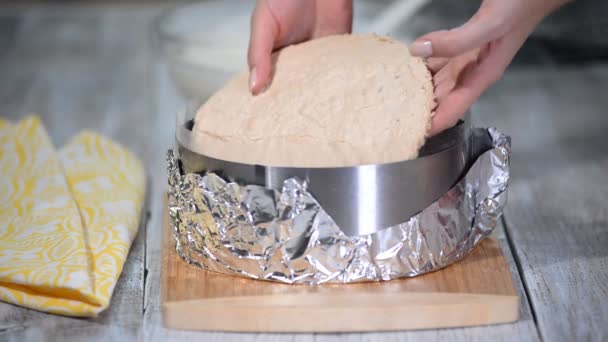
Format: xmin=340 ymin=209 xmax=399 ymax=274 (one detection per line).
xmin=143 ymin=63 xmax=538 ymax=339
xmin=477 ymin=66 xmax=608 ymax=342
xmin=161 ymin=196 xmax=518 ymax=332
xmin=0 ymin=3 xmax=544 ymax=340
xmin=0 ymin=5 xmax=160 ymax=340
xmin=145 ymin=192 xmax=537 ymax=340
xmin=143 ymin=29 xmax=539 ymax=341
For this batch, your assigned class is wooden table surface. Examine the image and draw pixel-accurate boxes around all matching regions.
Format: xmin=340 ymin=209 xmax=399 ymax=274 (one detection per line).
xmin=1 ymin=4 xmax=606 ymax=342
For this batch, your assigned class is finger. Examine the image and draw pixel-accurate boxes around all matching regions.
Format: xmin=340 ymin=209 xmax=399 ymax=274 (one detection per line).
xmin=248 ymin=0 xmax=280 ymax=94
xmin=432 ymin=49 xmax=479 ymax=89
xmin=313 ymin=0 xmax=353 ymax=37
xmin=434 ymin=78 xmax=456 ymax=101
xmin=432 ymin=64 xmax=453 ymax=85
xmin=426 ymin=57 xmax=448 ymax=73
xmin=428 ymin=62 xmax=478 ymax=136
xmin=410 ymin=13 xmax=507 ymax=58
xmin=429 ymin=23 xmax=532 ymax=136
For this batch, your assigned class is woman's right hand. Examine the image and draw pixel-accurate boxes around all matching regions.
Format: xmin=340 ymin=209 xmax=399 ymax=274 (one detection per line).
xmin=410 ymin=0 xmax=572 ymax=135
xmin=248 ymin=0 xmax=353 ymax=94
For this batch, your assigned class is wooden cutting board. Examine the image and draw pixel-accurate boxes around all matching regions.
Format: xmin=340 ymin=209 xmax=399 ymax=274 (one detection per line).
xmin=162 ymin=199 xmax=519 ymax=332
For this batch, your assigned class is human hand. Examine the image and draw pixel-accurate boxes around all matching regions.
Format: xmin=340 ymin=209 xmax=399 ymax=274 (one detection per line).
xmin=410 ymin=0 xmax=572 ymax=135
xmin=248 ymin=0 xmax=353 ymax=94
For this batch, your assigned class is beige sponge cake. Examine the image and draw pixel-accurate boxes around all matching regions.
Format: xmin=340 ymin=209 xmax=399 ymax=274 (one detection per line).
xmin=192 ymin=34 xmax=435 ymax=167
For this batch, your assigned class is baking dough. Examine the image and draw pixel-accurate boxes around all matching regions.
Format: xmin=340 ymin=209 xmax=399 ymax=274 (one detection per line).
xmin=193 ymin=34 xmax=434 ymax=167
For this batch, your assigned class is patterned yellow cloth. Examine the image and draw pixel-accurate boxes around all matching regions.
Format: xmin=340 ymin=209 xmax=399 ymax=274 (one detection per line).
xmin=0 ymin=116 xmax=145 ymax=317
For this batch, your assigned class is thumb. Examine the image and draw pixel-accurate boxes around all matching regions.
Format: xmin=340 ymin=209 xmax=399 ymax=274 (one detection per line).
xmin=248 ymin=0 xmax=279 ymax=94
xmin=410 ymin=16 xmax=506 ymax=58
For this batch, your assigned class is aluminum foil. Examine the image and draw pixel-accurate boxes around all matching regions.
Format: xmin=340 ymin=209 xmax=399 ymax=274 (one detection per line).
xmin=167 ymin=127 xmax=511 ymax=284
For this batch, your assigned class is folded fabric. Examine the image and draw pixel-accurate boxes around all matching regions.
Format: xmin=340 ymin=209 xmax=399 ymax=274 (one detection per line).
xmin=0 ymin=116 xmax=145 ymax=317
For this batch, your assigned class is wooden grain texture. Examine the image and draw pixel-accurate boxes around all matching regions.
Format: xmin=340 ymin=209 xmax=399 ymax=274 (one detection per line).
xmin=476 ymin=66 xmax=608 ymax=342
xmin=161 ymin=198 xmax=518 ymax=332
xmin=9 ymin=2 xmax=608 ymax=341
xmin=141 ymin=61 xmax=540 ymax=341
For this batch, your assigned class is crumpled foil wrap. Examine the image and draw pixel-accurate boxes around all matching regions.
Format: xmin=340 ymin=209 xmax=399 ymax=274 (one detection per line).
xmin=167 ymin=128 xmax=511 ymax=284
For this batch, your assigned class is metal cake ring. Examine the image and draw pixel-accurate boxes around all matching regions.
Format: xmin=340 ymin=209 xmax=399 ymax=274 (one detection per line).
xmin=167 ymin=126 xmax=511 ymax=284
xmin=176 ymin=115 xmax=471 ymax=236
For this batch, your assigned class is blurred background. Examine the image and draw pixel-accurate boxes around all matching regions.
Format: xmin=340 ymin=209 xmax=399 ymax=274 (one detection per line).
xmin=1 ymin=0 xmax=607 ymax=135
xmin=1 ymin=2 xmax=607 ymax=338
xmin=0 ymin=0 xmax=607 ymax=176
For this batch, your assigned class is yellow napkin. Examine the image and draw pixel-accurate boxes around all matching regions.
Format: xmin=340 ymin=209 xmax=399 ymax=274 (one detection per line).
xmin=0 ymin=116 xmax=145 ymax=317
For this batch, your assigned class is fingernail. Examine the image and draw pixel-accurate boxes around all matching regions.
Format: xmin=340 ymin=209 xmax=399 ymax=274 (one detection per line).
xmin=249 ymin=67 xmax=257 ymax=92
xmin=410 ymin=40 xmax=433 ymax=57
